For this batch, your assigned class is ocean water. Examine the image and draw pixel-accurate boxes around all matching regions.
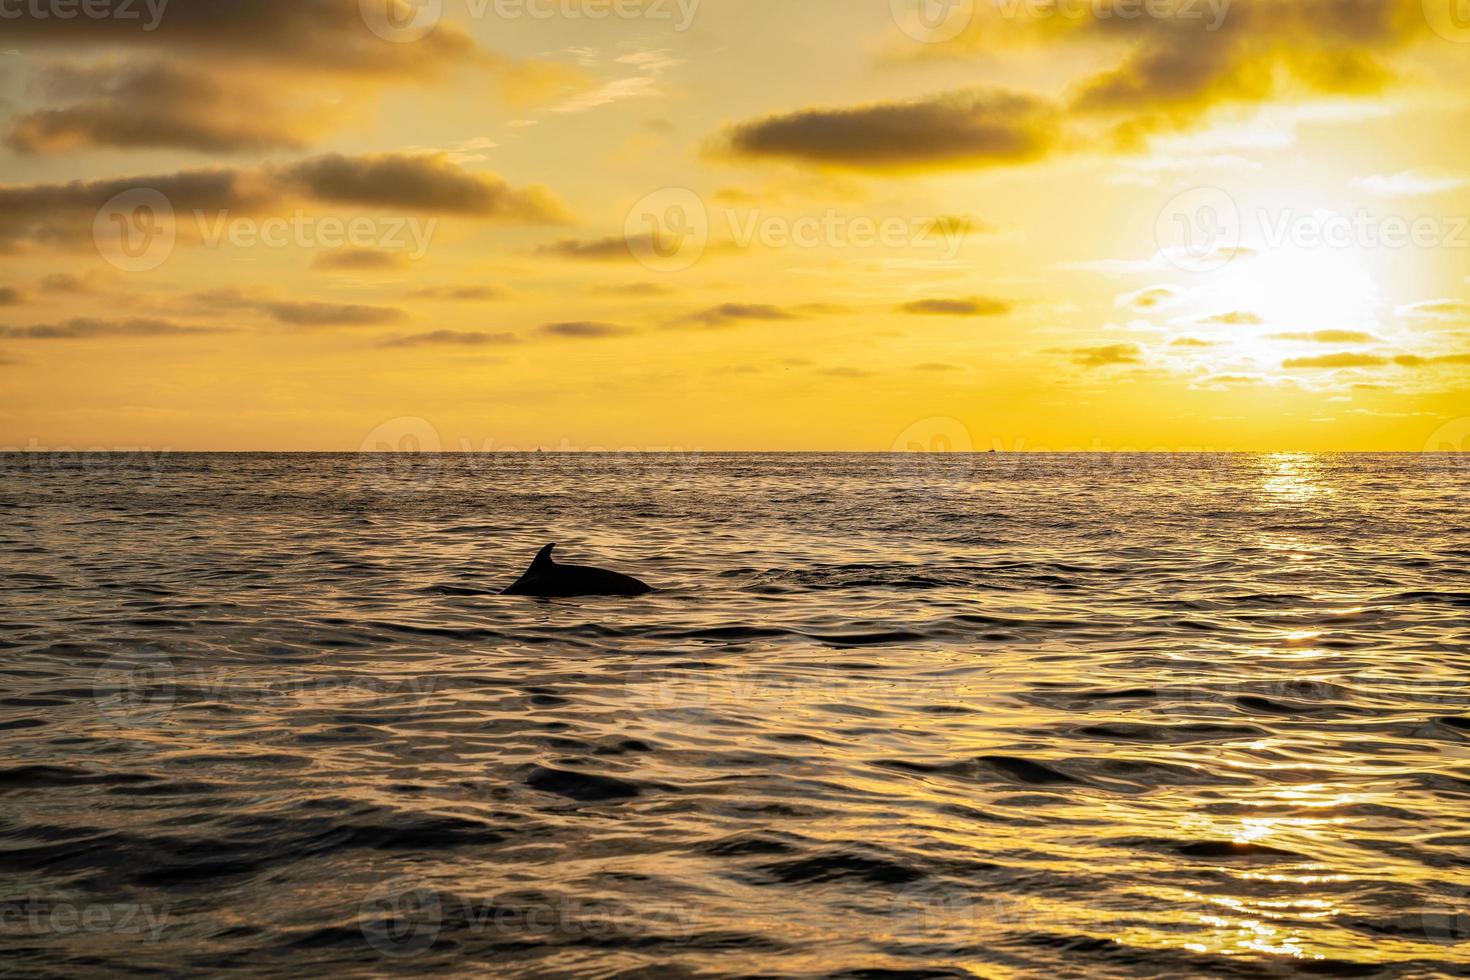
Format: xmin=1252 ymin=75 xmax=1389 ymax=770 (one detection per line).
xmin=2 ymin=451 xmax=1469 ymax=978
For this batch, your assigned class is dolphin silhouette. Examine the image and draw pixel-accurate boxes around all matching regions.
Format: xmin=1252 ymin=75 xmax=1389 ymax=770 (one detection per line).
xmin=500 ymin=543 xmax=653 ymax=597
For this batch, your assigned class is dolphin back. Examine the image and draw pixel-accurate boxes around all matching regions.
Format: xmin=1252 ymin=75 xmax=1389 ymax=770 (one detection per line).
xmin=501 ymin=544 xmax=653 ymax=597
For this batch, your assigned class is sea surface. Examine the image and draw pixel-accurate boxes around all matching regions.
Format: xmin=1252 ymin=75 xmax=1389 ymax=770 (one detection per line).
xmin=2 ymin=452 xmax=1469 ymax=978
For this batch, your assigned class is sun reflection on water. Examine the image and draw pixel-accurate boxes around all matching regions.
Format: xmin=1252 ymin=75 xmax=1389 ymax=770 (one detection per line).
xmin=1259 ymin=453 xmax=1334 ymax=504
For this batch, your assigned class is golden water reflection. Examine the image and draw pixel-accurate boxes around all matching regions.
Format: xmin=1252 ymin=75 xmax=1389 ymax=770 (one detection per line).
xmin=1259 ymin=453 xmax=1334 ymax=504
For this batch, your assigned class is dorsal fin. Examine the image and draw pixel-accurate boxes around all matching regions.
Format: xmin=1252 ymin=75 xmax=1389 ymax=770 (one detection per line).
xmin=531 ymin=543 xmax=556 ymax=570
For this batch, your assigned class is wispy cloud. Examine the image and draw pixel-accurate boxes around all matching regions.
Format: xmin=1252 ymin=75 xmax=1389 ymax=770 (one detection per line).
xmin=0 ymin=317 xmax=219 ymax=339
xmin=539 ymin=321 xmax=634 ymax=338
xmin=896 ymin=296 xmax=1013 ymax=317
xmin=674 ymin=303 xmax=800 ymax=328
xmin=1351 ymin=169 xmax=1468 ymax=197
xmin=380 ymin=330 xmax=519 ymax=348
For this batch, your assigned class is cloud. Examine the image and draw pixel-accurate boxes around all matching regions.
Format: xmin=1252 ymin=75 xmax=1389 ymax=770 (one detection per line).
xmin=38 ymin=273 xmax=94 ymax=293
xmin=888 ymin=1 xmax=1440 ymax=155
xmin=406 ymin=285 xmax=507 ymax=301
xmin=536 ymin=235 xmax=636 ymax=261
xmin=588 ymin=282 xmax=675 ymax=296
xmin=1197 ymin=373 xmax=1267 ymax=387
xmin=1062 ymin=343 xmax=1143 ymax=368
xmin=675 ymin=303 xmax=799 ymax=327
xmin=0 ymin=6 xmax=594 ymax=154
xmin=380 ymin=330 xmax=519 ymax=348
xmin=495 ymin=61 xmax=595 ymax=110
xmin=1397 ymin=299 xmax=1470 ymax=320
xmin=1057 ymin=1 xmax=1426 ymax=144
xmin=0 ymin=0 xmax=480 ymax=78
xmin=551 ymin=49 xmax=678 ymax=113
xmin=6 ymin=61 xmax=322 ymax=155
xmin=1393 ymin=352 xmax=1470 ymax=367
xmin=1269 ymin=330 xmax=1378 ymax=343
xmin=920 ymin=215 xmax=994 ymax=238
xmin=312 ymin=248 xmax=410 ymax=271
xmin=0 ymin=152 xmax=568 ymax=248
xmin=0 ymin=287 xmax=25 ymax=306
xmin=1351 ymin=169 xmax=1468 ymax=197
xmin=0 ymin=317 xmax=218 ymax=339
xmin=539 ymin=321 xmax=633 ymax=338
xmin=1118 ymin=285 xmax=1179 ymax=311
xmin=266 ymin=301 xmax=405 ymax=326
xmin=897 ymin=297 xmax=1013 ymax=316
xmin=722 ymin=88 xmax=1059 ymax=172
xmin=277 ymin=153 xmax=568 ymax=220
xmin=188 ymin=288 xmax=405 ymax=327
xmin=1282 ymin=352 xmax=1389 ymax=368
xmin=1198 ymin=311 xmax=1263 ymax=326
xmin=1170 ymin=337 xmax=1216 ymax=347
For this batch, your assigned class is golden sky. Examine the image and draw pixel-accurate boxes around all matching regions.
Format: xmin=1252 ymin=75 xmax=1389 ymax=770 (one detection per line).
xmin=2 ymin=0 xmax=1469 ymax=451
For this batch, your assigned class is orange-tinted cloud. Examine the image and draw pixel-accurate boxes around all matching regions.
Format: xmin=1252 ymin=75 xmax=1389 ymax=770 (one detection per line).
xmin=313 ymin=248 xmax=410 ymax=271
xmin=6 ymin=62 xmax=325 ymax=154
xmin=1283 ymin=352 xmax=1388 ymax=368
xmin=381 ymin=330 xmax=519 ymax=348
xmin=0 ymin=0 xmax=480 ymax=77
xmin=721 ymin=89 xmax=1059 ymax=172
xmin=897 ymin=297 xmax=1014 ymax=316
xmin=0 ymin=317 xmax=218 ymax=339
xmin=675 ymin=303 xmax=799 ymax=327
xmin=406 ymin=286 xmax=508 ymax=301
xmin=1269 ymin=330 xmax=1378 ymax=343
xmin=1063 ymin=343 xmax=1143 ymax=367
xmin=540 ymin=321 xmax=634 ymax=338
xmin=0 ymin=152 xmax=569 ymax=249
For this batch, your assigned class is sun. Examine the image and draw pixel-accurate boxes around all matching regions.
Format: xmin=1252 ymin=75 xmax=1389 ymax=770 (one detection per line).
xmin=1224 ymin=243 xmax=1382 ymax=334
